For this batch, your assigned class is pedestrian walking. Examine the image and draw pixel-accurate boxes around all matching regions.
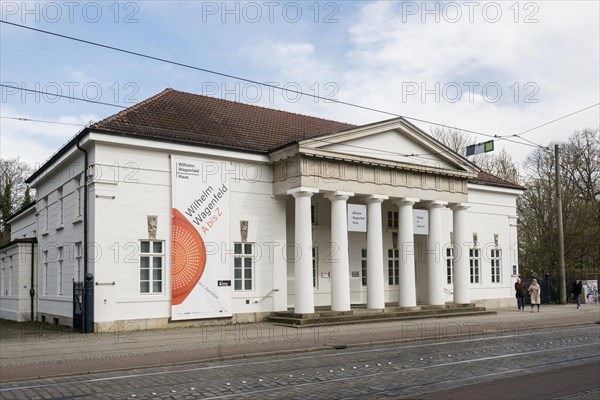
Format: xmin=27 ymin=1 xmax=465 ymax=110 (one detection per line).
xmin=528 ymin=279 xmax=541 ymax=312
xmin=515 ymin=277 xmax=526 ymax=311
xmin=572 ymin=278 xmax=583 ymax=309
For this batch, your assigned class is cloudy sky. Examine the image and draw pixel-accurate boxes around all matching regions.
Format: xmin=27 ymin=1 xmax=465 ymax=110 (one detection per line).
xmin=1 ymin=0 xmax=598 ymax=174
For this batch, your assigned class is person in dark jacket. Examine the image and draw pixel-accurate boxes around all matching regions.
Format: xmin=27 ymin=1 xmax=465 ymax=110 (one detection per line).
xmin=514 ymin=277 xmax=526 ymax=311
xmin=572 ymin=279 xmax=583 ymax=309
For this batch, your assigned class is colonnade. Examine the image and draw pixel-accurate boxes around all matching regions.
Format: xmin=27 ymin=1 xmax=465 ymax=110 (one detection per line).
xmin=287 ymin=187 xmax=471 ymax=314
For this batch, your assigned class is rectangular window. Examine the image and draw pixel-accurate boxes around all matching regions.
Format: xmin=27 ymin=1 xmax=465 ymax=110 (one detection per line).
xmin=446 ymin=247 xmax=454 ymax=284
xmin=57 ymin=246 xmax=63 ymax=295
xmin=75 ymin=173 xmax=84 ymax=218
xmin=469 ymin=248 xmax=481 ymax=284
xmin=387 ymin=211 xmax=398 ymax=228
xmin=361 ymin=249 xmax=367 ymax=286
xmin=491 ymin=248 xmax=502 ymax=283
xmin=75 ymin=242 xmax=82 ymax=281
xmin=388 ymin=249 xmax=399 ymax=285
xmin=311 ymin=204 xmax=317 ymax=225
xmin=43 ymin=250 xmax=49 ymax=295
xmin=8 ymin=256 xmax=13 ymax=296
xmin=140 ymin=240 xmax=164 ymax=294
xmin=43 ymin=197 xmax=49 ymax=231
xmin=234 ymin=243 xmax=253 ymax=291
xmin=57 ymin=187 xmax=63 ymax=226
xmin=312 ymin=247 xmax=318 ymax=288
xmin=1 ymin=267 xmax=5 ymax=296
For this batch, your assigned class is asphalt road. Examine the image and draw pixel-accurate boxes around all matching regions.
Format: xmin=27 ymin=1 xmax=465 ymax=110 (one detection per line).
xmin=1 ymin=324 xmax=598 ymax=399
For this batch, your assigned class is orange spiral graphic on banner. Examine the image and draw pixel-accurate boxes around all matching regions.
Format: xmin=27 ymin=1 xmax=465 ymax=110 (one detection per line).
xmin=171 ymin=208 xmax=206 ymax=305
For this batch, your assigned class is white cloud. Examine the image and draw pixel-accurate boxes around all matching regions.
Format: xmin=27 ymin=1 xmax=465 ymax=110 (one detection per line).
xmin=1 ymin=0 xmax=597 ymax=171
xmin=158 ymin=0 xmax=600 ymax=170
xmin=335 ymin=1 xmax=599 ymax=164
xmin=0 ymin=106 xmax=98 ymax=167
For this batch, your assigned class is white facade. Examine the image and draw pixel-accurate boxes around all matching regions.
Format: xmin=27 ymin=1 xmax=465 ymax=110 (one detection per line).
xmin=1 ymin=197 xmax=37 ymax=321
xmin=1 ymin=112 xmax=523 ymax=330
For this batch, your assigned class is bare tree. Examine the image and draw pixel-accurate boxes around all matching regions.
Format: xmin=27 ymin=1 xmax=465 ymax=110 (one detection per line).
xmin=431 ymin=127 xmax=475 ymax=153
xmin=477 ymin=148 xmax=521 ymax=184
xmin=0 ymin=157 xmax=35 ymax=244
xmin=518 ymin=147 xmax=558 ymax=278
xmin=560 ymin=128 xmax=600 ymax=276
xmin=518 ymin=128 xmax=600 ymax=297
xmin=430 ymin=127 xmax=520 ymax=183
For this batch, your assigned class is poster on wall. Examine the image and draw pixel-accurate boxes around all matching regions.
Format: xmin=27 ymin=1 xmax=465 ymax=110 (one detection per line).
xmin=583 ymin=280 xmax=598 ymax=304
xmin=171 ymin=155 xmax=232 ymax=320
xmin=347 ymin=204 xmax=367 ymax=232
xmin=413 ymin=209 xmax=429 ymax=235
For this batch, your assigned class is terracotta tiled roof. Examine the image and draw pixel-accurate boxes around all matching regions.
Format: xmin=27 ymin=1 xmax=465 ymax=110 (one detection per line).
xmin=470 ymin=171 xmax=524 ymax=190
xmin=91 ymin=88 xmax=355 ymax=153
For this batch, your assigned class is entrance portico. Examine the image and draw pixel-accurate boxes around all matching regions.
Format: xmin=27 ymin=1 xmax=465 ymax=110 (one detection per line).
xmin=282 ymin=194 xmax=473 ymax=313
xmin=271 ymin=118 xmax=481 ymax=314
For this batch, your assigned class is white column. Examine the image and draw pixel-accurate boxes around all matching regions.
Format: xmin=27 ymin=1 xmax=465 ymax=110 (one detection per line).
xmin=427 ymin=201 xmax=447 ymax=306
xmin=395 ymin=198 xmax=419 ymax=307
xmin=366 ymin=195 xmax=388 ymax=309
xmin=271 ymin=195 xmax=288 ymax=311
xmin=327 ymin=191 xmax=353 ymax=311
xmin=451 ymin=203 xmax=470 ymax=304
xmin=288 ymin=187 xmax=318 ymax=314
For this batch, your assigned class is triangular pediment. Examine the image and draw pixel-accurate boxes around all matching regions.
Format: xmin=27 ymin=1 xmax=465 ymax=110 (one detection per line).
xmin=298 ymin=118 xmax=478 ymax=175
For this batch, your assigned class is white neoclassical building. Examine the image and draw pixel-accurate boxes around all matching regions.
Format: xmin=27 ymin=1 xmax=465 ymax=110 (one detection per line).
xmin=0 ymin=89 xmax=524 ymax=329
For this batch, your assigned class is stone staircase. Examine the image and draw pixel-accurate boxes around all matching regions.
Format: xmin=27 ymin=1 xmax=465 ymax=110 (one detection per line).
xmin=266 ymin=303 xmax=496 ymax=327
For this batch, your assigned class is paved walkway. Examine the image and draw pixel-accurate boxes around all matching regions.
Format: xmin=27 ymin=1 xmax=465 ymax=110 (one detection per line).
xmin=1 ymin=304 xmax=599 ymax=383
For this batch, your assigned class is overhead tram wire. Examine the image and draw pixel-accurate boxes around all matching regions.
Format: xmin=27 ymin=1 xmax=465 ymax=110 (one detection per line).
xmin=9 ymin=20 xmax=589 ymax=151
xmin=511 ymin=135 xmax=550 ymax=149
xmin=1 ymin=84 xmax=547 ymax=162
xmin=0 ymin=20 xmax=498 ymax=139
xmin=0 ymin=22 xmax=397 ymax=117
xmin=489 ymin=103 xmax=600 ymax=151
xmin=492 ymin=103 xmax=600 ymax=151
xmin=1 ymin=84 xmax=462 ymax=162
xmin=0 ymin=116 xmax=87 ymax=127
xmin=3 ymin=22 xmax=597 ymax=153
xmin=509 ymin=103 xmax=600 ymax=137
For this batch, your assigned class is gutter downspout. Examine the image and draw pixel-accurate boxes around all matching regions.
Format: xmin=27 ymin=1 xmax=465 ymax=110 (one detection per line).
xmin=76 ymin=139 xmax=88 ymax=277
xmin=30 ymin=241 xmax=34 ymax=321
xmin=77 ymin=138 xmax=94 ymax=333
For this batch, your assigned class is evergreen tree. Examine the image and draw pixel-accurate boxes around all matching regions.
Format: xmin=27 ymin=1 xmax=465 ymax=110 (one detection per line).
xmin=21 ymin=185 xmax=33 ymax=209
xmin=0 ymin=182 xmax=12 ymax=245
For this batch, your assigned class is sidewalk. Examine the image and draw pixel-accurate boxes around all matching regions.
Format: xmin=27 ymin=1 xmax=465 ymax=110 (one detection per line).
xmin=1 ymin=304 xmax=599 ymax=383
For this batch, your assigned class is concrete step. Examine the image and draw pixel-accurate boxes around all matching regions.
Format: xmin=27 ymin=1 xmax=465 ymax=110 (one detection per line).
xmin=266 ymin=305 xmax=496 ymax=327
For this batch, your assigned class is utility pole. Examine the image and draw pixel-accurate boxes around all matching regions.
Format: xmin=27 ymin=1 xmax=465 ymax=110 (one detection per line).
xmin=555 ymin=144 xmax=566 ymax=304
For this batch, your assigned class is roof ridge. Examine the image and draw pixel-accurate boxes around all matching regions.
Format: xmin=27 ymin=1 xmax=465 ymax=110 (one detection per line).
xmin=91 ymin=88 xmax=174 ymax=128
